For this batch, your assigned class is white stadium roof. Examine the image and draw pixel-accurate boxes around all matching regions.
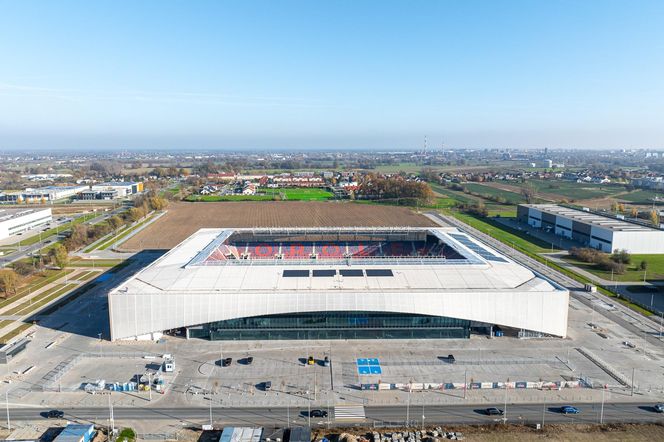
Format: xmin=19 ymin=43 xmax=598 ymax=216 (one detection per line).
xmin=109 ymin=227 xmax=569 ymax=340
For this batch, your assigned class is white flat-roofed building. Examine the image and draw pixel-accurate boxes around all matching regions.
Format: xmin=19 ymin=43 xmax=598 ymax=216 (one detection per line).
xmin=0 ymin=186 xmax=87 ymax=203
xmin=109 ymin=227 xmax=569 ymax=341
xmin=518 ymin=204 xmax=664 ymax=254
xmin=0 ymin=208 xmax=52 ymax=240
xmin=90 ymin=181 xmax=143 ymax=198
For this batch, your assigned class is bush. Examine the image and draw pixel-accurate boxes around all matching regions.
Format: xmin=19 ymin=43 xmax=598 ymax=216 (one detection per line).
xmin=13 ymin=261 xmax=35 ymax=277
xmin=570 ymin=247 xmax=606 ymax=264
xmin=611 ymin=249 xmax=631 ymax=264
xmin=460 ymin=202 xmax=488 ymax=217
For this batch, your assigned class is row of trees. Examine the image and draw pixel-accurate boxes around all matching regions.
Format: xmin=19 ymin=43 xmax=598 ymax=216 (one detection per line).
xmin=356 ymin=175 xmax=435 ymax=204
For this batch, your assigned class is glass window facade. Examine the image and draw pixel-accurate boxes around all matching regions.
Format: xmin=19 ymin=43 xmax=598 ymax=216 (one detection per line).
xmin=187 ymin=311 xmax=470 ymax=340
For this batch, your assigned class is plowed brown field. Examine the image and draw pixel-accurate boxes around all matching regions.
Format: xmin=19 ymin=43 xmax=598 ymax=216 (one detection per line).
xmin=120 ymin=201 xmax=436 ymax=250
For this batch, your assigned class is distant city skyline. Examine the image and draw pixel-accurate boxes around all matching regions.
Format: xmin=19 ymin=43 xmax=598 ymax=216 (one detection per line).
xmin=1 ymin=0 xmax=663 ymax=150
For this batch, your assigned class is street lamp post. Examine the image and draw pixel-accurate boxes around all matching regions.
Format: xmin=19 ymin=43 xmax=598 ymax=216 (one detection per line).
xmin=209 ymin=395 xmax=213 ymax=426
xmin=406 ymin=383 xmax=411 ymax=426
xmin=421 ymin=403 xmax=425 ymax=432
xmin=108 ymin=392 xmax=114 ymax=435
xmin=600 ymin=387 xmax=605 ymax=424
xmin=5 ymin=390 xmax=10 ymax=432
xmin=503 ymin=382 xmax=508 ymax=423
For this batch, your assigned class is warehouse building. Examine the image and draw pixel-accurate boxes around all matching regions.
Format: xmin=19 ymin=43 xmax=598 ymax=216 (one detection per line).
xmin=517 ymin=204 xmax=664 ymax=254
xmin=0 ymin=185 xmax=87 ymax=203
xmin=0 ymin=208 xmax=52 ymax=240
xmin=109 ymin=227 xmax=569 ymax=341
xmin=90 ymin=181 xmax=143 ymax=198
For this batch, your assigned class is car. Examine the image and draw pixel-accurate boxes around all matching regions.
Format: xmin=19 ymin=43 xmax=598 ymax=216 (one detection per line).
xmin=263 ymin=381 xmax=272 ymax=391
xmin=307 ymin=356 xmax=315 ymax=365
xmin=221 ymin=357 xmax=232 ymax=367
xmin=485 ymin=407 xmax=503 ymax=416
xmin=323 ymin=356 xmax=330 ymax=367
xmin=447 ymin=354 xmax=455 ymax=364
xmin=561 ymin=406 xmax=580 ymax=414
xmin=46 ymin=409 xmax=64 ymax=419
xmin=310 ymin=409 xmax=328 ymax=418
xmin=246 ymin=356 xmax=254 ymax=365
xmin=654 ymin=403 xmax=664 ymax=413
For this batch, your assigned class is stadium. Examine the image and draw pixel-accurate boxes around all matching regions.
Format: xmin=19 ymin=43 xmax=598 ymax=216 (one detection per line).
xmin=108 ymin=227 xmax=569 ymax=341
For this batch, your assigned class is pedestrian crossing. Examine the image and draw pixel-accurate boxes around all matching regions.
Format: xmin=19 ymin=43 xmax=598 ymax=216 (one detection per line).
xmin=334 ymin=404 xmax=366 ymax=420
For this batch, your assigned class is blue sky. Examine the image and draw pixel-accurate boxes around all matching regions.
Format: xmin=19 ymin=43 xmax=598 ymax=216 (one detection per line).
xmin=0 ymin=0 xmax=663 ymax=150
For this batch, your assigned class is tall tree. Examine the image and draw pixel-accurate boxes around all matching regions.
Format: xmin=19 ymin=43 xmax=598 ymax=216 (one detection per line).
xmin=0 ymin=270 xmax=18 ymax=297
xmin=50 ymin=244 xmax=69 ymax=270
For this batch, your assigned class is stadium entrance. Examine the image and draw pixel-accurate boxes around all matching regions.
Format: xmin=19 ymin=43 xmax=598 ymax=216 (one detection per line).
xmin=186 ymin=311 xmax=470 ymax=340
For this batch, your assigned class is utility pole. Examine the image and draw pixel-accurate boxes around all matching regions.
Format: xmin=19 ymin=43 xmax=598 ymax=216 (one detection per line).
xmin=98 ymin=333 xmax=102 ymax=358
xmin=631 ymin=368 xmax=635 ymax=396
xmin=148 ymin=373 xmax=152 ymax=401
xmin=541 ymin=400 xmax=545 ymax=429
xmin=209 ymin=395 xmax=213 ymax=426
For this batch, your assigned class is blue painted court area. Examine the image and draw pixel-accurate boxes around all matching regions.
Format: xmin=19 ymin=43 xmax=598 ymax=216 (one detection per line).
xmin=356 ymin=357 xmax=382 ymax=375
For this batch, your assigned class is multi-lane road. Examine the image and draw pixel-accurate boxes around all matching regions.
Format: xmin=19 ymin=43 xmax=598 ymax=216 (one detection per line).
xmin=0 ymin=207 xmax=126 ymax=267
xmin=4 ymin=403 xmax=664 ymax=426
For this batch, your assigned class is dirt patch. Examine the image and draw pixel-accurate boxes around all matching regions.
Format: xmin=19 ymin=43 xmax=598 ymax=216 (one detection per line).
xmin=119 ymin=201 xmax=436 ymax=251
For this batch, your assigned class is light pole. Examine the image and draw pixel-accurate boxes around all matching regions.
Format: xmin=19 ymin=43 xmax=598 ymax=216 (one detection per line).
xmin=406 ymin=382 xmax=412 ymax=426
xmin=98 ymin=333 xmax=102 ymax=358
xmin=148 ymin=372 xmax=152 ymax=401
xmin=5 ymin=390 xmax=10 ymax=432
xmin=307 ymin=389 xmax=311 ymax=428
xmin=600 ymin=387 xmax=605 ymax=424
xmin=421 ymin=403 xmax=425 ymax=432
xmin=541 ymin=400 xmax=545 ymax=429
xmin=108 ymin=392 xmax=114 ymax=434
xmin=503 ymin=382 xmax=508 ymax=424
xmin=209 ymin=395 xmax=213 ymax=427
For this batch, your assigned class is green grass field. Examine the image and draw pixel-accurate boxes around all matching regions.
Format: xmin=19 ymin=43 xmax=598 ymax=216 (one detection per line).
xmin=278 ymin=187 xmax=334 ymax=200
xmin=186 ymin=187 xmax=334 ymax=202
xmin=510 ymin=180 xmax=627 ymax=200
xmin=185 ymin=194 xmax=275 ymax=202
xmin=463 ymin=183 xmax=525 ymax=204
xmin=451 ymin=212 xmax=559 ymax=254
xmin=618 ymin=189 xmax=664 ymax=204
xmin=562 ymin=254 xmax=664 ymax=282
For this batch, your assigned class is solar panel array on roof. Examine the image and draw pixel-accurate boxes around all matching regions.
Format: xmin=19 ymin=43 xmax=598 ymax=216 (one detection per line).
xmin=366 ymin=269 xmax=394 ymax=277
xmin=340 ymin=269 xmax=364 ymax=277
xmin=283 ymin=270 xmax=310 ymax=277
xmin=312 ymin=269 xmax=336 ymax=277
xmin=448 ymin=233 xmax=508 ymax=263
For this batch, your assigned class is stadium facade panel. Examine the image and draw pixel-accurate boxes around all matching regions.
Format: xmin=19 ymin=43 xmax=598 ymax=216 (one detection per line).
xmin=108 ymin=227 xmax=569 ymax=340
